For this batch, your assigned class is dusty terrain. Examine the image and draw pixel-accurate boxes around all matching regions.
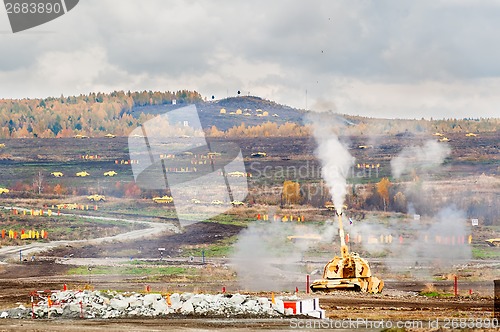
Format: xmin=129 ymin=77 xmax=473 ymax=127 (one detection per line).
xmin=0 ymin=132 xmax=497 ymax=330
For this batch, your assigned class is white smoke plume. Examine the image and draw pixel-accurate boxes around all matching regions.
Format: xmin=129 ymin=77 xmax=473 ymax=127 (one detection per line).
xmin=392 ymin=205 xmax=472 ymax=270
xmin=346 ymin=206 xmax=471 ymax=278
xmin=391 ymin=140 xmax=451 ymax=178
xmin=310 ymin=112 xmax=355 ymax=213
xmin=229 ymin=219 xmax=337 ymax=291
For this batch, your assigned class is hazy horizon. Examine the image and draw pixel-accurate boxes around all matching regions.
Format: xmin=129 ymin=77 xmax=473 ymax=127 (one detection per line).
xmin=2 ymin=1 xmax=500 ymax=120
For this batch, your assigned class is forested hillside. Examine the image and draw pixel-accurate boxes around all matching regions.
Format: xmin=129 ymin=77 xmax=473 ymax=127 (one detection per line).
xmin=0 ymin=90 xmax=201 ymax=138
xmin=0 ymin=90 xmax=497 ymax=138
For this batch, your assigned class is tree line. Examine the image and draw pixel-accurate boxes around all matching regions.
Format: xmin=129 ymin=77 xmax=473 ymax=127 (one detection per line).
xmin=0 ymin=90 xmax=497 ymax=138
xmin=0 ymin=90 xmax=202 ymax=138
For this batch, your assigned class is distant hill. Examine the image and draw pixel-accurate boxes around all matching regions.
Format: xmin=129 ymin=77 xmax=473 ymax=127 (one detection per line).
xmin=0 ymin=90 xmax=497 ymax=138
xmin=131 ymin=96 xmax=305 ymax=131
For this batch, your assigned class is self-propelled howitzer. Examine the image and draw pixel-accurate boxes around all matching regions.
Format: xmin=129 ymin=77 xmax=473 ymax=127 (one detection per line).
xmin=310 ymin=212 xmax=384 ymax=293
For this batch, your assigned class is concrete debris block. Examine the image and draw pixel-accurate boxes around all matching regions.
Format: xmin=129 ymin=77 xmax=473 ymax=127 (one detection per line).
xmin=194 ymin=305 xmax=208 ymax=315
xmin=8 ymin=307 xmax=29 ymax=318
xmin=110 ymin=298 xmax=129 ymax=311
xmin=190 ymin=294 xmax=205 ymax=305
xmin=3 ymin=290 xmax=321 ymax=319
xmin=180 ymin=293 xmax=193 ymax=302
xmin=180 ymin=301 xmax=194 ymax=315
xmin=170 ymin=301 xmax=183 ymax=311
xmin=229 ymin=293 xmax=246 ymax=306
xmin=258 ymin=297 xmax=269 ymax=306
xmin=272 ymin=299 xmax=285 ymax=314
xmin=306 ymin=309 xmax=326 ymax=319
xmin=152 ymin=299 xmax=168 ymax=315
xmin=143 ymin=293 xmax=162 ymax=307
xmin=52 ymin=307 xmax=64 ymax=315
xmin=169 ymin=293 xmax=183 ymax=311
xmin=128 ymin=297 xmax=143 ymax=308
xmin=62 ymin=303 xmax=81 ymax=319
xmin=211 ymin=294 xmax=227 ymax=307
xmin=91 ymin=303 xmax=104 ymax=311
xmin=242 ymin=299 xmax=258 ymax=313
xmin=33 ymin=306 xmax=45 ymax=317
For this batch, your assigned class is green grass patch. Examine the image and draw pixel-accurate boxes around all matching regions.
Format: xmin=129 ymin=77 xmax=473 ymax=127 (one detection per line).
xmin=420 ymin=291 xmax=454 ymax=298
xmin=472 ymin=246 xmax=500 ymax=259
xmin=205 ymin=214 xmax=250 ymax=227
xmin=98 ymin=204 xmax=177 ymax=219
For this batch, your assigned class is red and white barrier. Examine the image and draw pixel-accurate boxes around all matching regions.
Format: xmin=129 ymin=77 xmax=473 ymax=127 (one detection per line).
xmin=283 ymin=298 xmax=325 ymax=319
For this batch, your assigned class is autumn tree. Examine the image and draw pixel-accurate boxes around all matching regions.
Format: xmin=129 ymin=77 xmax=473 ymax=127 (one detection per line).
xmin=124 ymin=182 xmax=142 ymax=198
xmin=376 ymin=177 xmax=391 ymax=211
xmin=393 ymin=191 xmax=407 ymax=213
xmin=53 ymin=183 xmax=66 ymax=195
xmin=282 ymin=180 xmax=301 ymax=206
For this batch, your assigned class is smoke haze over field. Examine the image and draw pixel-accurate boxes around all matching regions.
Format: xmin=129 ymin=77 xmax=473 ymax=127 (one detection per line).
xmin=391 ymin=140 xmax=451 ymax=179
xmin=353 ymin=206 xmax=471 ymax=276
xmin=230 ymin=220 xmax=337 ymax=291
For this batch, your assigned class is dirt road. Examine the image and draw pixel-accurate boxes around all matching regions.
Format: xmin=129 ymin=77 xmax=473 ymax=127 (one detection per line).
xmin=0 ymin=206 xmax=179 ymax=262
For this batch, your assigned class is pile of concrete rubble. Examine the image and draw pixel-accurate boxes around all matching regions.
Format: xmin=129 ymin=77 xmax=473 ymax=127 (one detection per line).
xmin=0 ymin=290 xmax=321 ymax=319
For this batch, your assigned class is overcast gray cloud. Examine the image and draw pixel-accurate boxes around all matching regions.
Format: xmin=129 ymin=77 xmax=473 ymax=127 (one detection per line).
xmin=1 ymin=0 xmax=500 ymax=119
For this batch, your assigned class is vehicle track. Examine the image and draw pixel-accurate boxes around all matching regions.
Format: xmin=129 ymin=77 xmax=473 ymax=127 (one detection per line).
xmin=0 ymin=206 xmax=180 ymax=261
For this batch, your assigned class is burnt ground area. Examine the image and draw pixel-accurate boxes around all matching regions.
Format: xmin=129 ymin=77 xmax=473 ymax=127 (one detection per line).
xmin=0 ymin=131 xmax=497 ymax=189
xmin=44 ymin=222 xmax=244 ymax=258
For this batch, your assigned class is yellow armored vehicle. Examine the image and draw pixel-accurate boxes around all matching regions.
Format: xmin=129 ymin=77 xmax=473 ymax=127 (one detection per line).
xmin=103 ymin=171 xmax=117 ymax=177
xmin=486 ymin=238 xmax=500 ymax=247
xmin=227 ymin=171 xmax=247 ymax=177
xmin=310 ymin=212 xmax=384 ymax=293
xmin=152 ymin=195 xmax=173 ymax=203
xmin=56 ymin=203 xmax=78 ymax=210
xmin=51 ymin=172 xmax=64 ymax=177
xmin=0 ymin=187 xmax=10 ymax=194
xmin=324 ymin=202 xmax=347 ymax=211
xmin=76 ymin=171 xmax=90 ymax=177
xmin=87 ymin=194 xmax=105 ymax=202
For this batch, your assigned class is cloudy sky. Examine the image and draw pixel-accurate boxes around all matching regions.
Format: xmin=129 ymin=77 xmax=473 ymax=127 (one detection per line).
xmin=1 ymin=0 xmax=500 ymax=119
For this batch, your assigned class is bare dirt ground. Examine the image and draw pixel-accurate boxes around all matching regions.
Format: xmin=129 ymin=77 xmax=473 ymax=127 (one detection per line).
xmin=0 ymin=133 xmax=497 ymax=330
xmin=44 ymin=222 xmax=242 ymax=259
xmin=0 ymin=238 xmax=496 ymax=331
